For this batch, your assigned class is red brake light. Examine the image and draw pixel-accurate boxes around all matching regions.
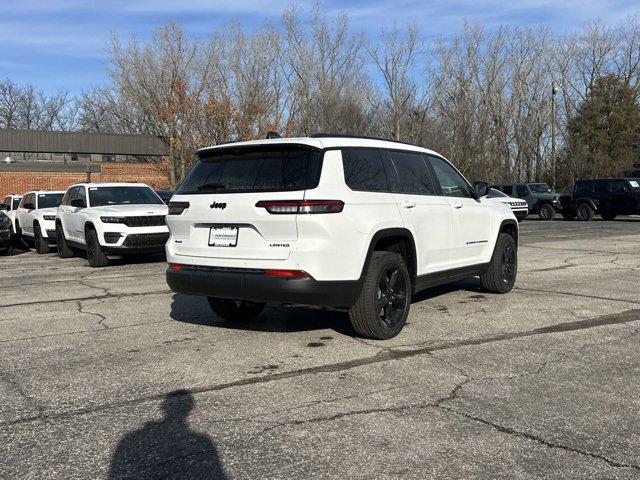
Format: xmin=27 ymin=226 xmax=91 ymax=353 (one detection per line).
xmin=256 ymin=200 xmax=344 ymax=214
xmin=265 ymin=269 xmax=309 ymax=278
xmin=168 ymin=264 xmax=183 ymax=270
xmin=168 ymin=201 xmax=190 ymax=215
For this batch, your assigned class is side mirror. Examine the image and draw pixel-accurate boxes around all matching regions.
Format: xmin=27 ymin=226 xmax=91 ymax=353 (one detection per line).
xmin=474 ymin=181 xmax=489 ymax=198
xmin=70 ymin=198 xmax=86 ymax=208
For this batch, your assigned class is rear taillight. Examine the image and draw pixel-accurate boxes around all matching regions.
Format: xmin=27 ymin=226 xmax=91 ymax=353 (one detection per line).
xmin=168 ymin=264 xmax=183 ymax=270
xmin=168 ymin=201 xmax=190 ymax=215
xmin=265 ymin=269 xmax=309 ymax=278
xmin=256 ymin=200 xmax=344 ymax=214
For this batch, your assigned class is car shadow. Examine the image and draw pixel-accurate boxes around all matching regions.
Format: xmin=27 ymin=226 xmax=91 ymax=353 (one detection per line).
xmin=107 ymin=390 xmax=228 ymax=480
xmin=170 ymin=293 xmax=356 ymax=335
xmin=171 ymin=279 xmax=484 ymax=336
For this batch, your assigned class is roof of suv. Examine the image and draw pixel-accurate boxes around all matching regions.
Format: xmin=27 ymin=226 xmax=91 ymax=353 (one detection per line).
xmin=24 ymin=190 xmax=66 ymax=195
xmin=69 ymin=182 xmax=151 ymax=189
xmin=197 ymin=136 xmax=440 ymax=157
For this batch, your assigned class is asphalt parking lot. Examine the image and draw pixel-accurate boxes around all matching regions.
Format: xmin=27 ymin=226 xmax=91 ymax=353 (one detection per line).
xmin=1 ymin=219 xmax=639 ymax=479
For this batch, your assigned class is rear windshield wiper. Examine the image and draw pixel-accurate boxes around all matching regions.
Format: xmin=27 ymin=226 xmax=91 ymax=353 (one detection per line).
xmin=196 ymin=183 xmax=227 ymax=191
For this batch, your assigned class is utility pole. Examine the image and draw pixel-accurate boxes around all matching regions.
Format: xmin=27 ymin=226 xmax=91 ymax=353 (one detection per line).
xmin=551 ymin=82 xmax=557 ymax=190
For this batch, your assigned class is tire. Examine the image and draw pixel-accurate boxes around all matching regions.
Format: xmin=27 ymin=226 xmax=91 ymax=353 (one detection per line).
xmin=33 ymin=224 xmax=50 ymax=254
xmin=207 ymin=297 xmax=265 ymax=321
xmin=348 ymin=251 xmax=411 ymax=340
xmin=480 ymin=233 xmax=517 ymax=294
xmin=538 ymin=203 xmax=555 ymax=221
xmin=86 ymin=228 xmax=109 ymax=268
xmin=562 ymin=211 xmax=577 ymax=221
xmin=576 ymin=203 xmax=595 ymax=221
xmin=601 ymin=212 xmax=617 ymax=221
xmin=56 ymin=223 xmax=75 ymax=258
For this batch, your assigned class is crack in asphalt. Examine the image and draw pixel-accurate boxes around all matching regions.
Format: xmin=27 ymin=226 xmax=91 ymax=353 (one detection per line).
xmin=2 ymin=308 xmax=638 ymax=429
xmin=0 ymin=289 xmax=172 ymax=310
xmin=76 ymin=300 xmax=109 ymax=330
xmin=514 ymin=286 xmax=640 ymax=305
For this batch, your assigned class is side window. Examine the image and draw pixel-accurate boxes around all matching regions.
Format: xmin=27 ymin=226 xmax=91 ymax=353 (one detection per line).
xmin=342 ymin=149 xmax=389 ymax=192
xmin=575 ymin=181 xmax=592 ymax=195
xmin=61 ymin=190 xmax=70 ymax=206
xmin=594 ymin=180 xmax=609 ymax=194
xmin=77 ymin=187 xmax=87 ymax=206
xmin=388 ymin=151 xmax=436 ymax=195
xmin=611 ymin=180 xmax=629 ymax=193
xmin=502 ymin=186 xmax=513 ymax=196
xmin=428 ymin=156 xmax=473 ymax=198
xmin=515 ymin=185 xmax=529 ymax=198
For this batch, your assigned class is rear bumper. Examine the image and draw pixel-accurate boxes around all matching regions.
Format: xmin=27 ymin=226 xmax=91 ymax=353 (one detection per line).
xmin=166 ymin=265 xmax=362 ymax=308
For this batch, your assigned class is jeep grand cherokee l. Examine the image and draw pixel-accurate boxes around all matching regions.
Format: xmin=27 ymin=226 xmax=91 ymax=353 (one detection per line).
xmin=15 ymin=190 xmax=65 ymax=253
xmin=55 ymin=183 xmax=169 ymax=267
xmin=165 ymin=135 xmax=518 ymax=340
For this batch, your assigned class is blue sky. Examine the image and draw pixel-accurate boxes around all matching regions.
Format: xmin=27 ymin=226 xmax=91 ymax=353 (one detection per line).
xmin=1 ymin=0 xmax=638 ymax=95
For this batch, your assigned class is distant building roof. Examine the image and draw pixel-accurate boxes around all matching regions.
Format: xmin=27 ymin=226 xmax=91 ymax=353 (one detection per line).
xmin=0 ymin=129 xmax=168 ymax=156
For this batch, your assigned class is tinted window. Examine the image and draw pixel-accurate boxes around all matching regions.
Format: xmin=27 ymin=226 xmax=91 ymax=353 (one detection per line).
xmin=502 ymin=186 xmax=513 ymax=196
xmin=179 ymin=146 xmax=322 ymax=194
xmin=594 ymin=180 xmax=610 ymax=194
xmin=342 ymin=149 xmax=389 ymax=192
xmin=528 ymin=183 xmax=551 ymax=193
xmin=21 ymin=194 xmax=35 ymax=208
xmin=429 ymin=156 xmax=473 ymax=198
xmin=389 ymin=151 xmax=435 ymax=195
xmin=37 ymin=193 xmax=64 ymax=209
xmin=611 ymin=180 xmax=629 ymax=193
xmin=89 ymin=187 xmax=163 ymax=207
xmin=575 ymin=181 xmax=593 ymax=195
xmin=516 ymin=185 xmax=529 ymax=198
xmin=12 ymin=197 xmax=21 ymax=210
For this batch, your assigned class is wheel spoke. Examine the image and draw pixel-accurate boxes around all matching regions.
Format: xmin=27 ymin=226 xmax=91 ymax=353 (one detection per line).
xmin=388 ymin=269 xmax=399 ymax=289
xmin=390 ymin=293 xmax=405 ymax=308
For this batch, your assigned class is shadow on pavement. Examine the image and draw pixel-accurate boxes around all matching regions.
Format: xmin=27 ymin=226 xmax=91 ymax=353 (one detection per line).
xmin=108 ymin=390 xmax=228 ymax=480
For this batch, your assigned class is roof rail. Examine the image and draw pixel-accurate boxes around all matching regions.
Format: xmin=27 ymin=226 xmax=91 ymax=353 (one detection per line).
xmin=309 ymin=133 xmax=415 ymax=146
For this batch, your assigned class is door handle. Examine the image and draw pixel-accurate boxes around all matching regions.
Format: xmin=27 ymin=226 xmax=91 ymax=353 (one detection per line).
xmin=452 ymin=202 xmax=463 ymax=209
xmin=400 ymin=201 xmax=416 ymax=209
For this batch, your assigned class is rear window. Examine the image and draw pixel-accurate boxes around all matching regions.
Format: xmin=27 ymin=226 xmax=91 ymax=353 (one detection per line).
xmin=37 ymin=193 xmax=64 ymax=209
xmin=342 ymin=148 xmax=389 ymax=192
xmin=89 ymin=187 xmax=163 ymax=207
xmin=179 ymin=146 xmax=322 ymax=194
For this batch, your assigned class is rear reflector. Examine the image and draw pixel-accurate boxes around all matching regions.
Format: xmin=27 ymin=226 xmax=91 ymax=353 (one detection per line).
xmin=168 ymin=201 xmax=190 ymax=215
xmin=265 ymin=269 xmax=309 ymax=278
xmin=168 ymin=264 xmax=183 ymax=270
xmin=256 ymin=200 xmax=344 ymax=214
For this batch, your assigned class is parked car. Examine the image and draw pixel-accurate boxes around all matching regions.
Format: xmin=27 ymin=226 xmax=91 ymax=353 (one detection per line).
xmin=0 ymin=211 xmax=11 ymax=255
xmin=1 ymin=194 xmax=23 ymax=234
xmin=559 ymin=178 xmax=640 ymax=221
xmin=155 ymin=189 xmax=174 ymax=204
xmin=165 ymin=134 xmax=518 ymax=340
xmin=55 ymin=183 xmax=169 ymax=267
xmin=491 ymin=182 xmax=560 ymax=220
xmin=15 ymin=190 xmax=66 ymax=254
xmin=485 ymin=188 xmax=529 ymax=221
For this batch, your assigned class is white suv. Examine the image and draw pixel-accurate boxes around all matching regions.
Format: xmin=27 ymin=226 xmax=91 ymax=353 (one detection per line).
xmin=55 ymin=182 xmax=169 ymax=267
xmin=15 ymin=190 xmax=66 ymax=253
xmin=165 ymin=135 xmax=518 ymax=339
xmin=1 ymin=194 xmax=23 ymax=234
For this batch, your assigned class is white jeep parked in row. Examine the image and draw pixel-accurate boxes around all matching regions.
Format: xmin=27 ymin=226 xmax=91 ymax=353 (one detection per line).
xmin=55 ymin=183 xmax=169 ymax=267
xmin=15 ymin=190 xmax=66 ymax=253
xmin=165 ymin=135 xmax=518 ymax=339
xmin=1 ymin=194 xmax=23 ymax=235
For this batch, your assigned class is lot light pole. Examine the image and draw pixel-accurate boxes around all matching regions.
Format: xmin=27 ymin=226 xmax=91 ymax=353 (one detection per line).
xmin=551 ymin=82 xmax=557 ymax=190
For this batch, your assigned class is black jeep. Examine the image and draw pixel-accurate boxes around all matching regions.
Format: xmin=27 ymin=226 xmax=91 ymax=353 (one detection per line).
xmin=559 ymin=178 xmax=640 ymax=221
xmin=491 ymin=182 xmax=561 ymax=220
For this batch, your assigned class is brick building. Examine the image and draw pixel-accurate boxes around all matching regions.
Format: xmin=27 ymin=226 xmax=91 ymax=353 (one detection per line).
xmin=0 ymin=129 xmax=171 ymax=197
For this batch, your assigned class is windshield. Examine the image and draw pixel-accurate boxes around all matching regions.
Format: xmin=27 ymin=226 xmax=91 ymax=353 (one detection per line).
xmin=528 ymin=183 xmax=551 ymax=193
xmin=12 ymin=197 xmax=21 ymax=210
xmin=487 ymin=188 xmax=507 ymax=198
xmin=37 ymin=193 xmax=64 ymax=209
xmin=88 ymin=187 xmax=163 ymax=207
xmin=179 ymin=146 xmax=322 ymax=194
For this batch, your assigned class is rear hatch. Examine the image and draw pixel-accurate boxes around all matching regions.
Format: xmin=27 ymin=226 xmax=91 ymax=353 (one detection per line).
xmin=168 ymin=144 xmax=323 ymax=260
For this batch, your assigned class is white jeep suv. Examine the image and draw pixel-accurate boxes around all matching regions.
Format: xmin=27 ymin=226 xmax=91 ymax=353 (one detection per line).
xmin=1 ymin=194 xmax=23 ymax=235
xmin=55 ymin=183 xmax=169 ymax=267
xmin=15 ymin=190 xmax=66 ymax=253
xmin=165 ymin=135 xmax=518 ymax=339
